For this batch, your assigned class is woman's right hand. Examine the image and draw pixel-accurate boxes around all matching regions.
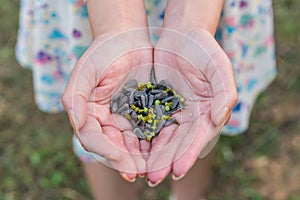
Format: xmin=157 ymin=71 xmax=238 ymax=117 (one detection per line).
xmin=62 ymin=29 xmax=153 ymax=182
xmin=63 ymin=0 xmax=151 ymax=182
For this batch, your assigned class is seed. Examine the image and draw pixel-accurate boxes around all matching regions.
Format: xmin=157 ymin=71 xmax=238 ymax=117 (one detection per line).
xmin=123 ymin=87 xmax=136 ymax=93
xmin=110 ymin=68 xmax=185 ymax=141
xmin=111 ymin=92 xmax=123 ymax=102
xmin=134 ymin=89 xmax=146 ymax=97
xmin=117 ymin=103 xmax=129 ymax=113
xmin=141 ymin=94 xmax=146 ymax=108
xmin=136 ymin=98 xmax=142 ymax=108
xmin=134 ymin=127 xmax=146 ymax=140
xmin=161 ymin=96 xmax=175 ymax=104
xmin=154 ymin=105 xmax=163 ymax=119
xmin=130 ymin=111 xmax=138 ymax=120
xmin=155 ymin=92 xmax=167 ymax=100
xmin=155 ymin=120 xmax=166 ymax=134
xmin=111 ymin=101 xmax=118 ymax=113
xmin=129 ymin=92 xmax=135 ymax=105
xmin=125 ymin=79 xmax=138 ymax=88
xmin=171 ymin=98 xmax=179 ymax=109
xmin=120 ymin=108 xmax=133 ymax=115
xmin=145 ymin=123 xmax=153 ymax=130
xmin=148 ymin=95 xmax=154 ymax=107
xmin=150 ymin=67 xmax=157 ymax=84
xmin=150 ymin=89 xmax=163 ymax=94
xmin=118 ymin=95 xmax=129 ymax=107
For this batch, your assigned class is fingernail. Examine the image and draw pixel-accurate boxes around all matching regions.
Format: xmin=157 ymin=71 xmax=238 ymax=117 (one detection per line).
xmin=138 ymin=173 xmax=145 ymax=178
xmin=147 ymin=179 xmax=163 ymax=187
xmin=215 ymin=107 xmax=230 ymax=126
xmin=68 ymin=109 xmax=79 ymax=135
xmin=172 ymin=173 xmax=186 ymax=181
xmin=120 ymin=173 xmax=136 ymax=183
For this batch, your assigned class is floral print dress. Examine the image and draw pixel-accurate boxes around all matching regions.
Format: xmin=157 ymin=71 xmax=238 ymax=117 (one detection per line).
xmin=16 ymin=0 xmax=276 ymax=137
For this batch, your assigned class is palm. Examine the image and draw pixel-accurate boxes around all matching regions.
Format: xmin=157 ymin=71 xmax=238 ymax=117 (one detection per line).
xmin=146 ymin=28 xmax=237 ymax=184
xmin=82 ymin=51 xmax=152 ymax=175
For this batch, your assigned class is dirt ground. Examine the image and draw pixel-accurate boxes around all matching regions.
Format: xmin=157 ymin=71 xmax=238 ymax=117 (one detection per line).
xmin=0 ymin=0 xmax=300 ymax=199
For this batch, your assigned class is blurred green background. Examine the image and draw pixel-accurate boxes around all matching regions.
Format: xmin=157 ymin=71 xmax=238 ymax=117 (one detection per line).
xmin=0 ymin=0 xmax=299 ymax=199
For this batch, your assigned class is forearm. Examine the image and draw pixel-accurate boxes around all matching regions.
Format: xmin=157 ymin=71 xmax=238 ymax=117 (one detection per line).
xmin=86 ymin=0 xmax=148 ymax=37
xmin=163 ymin=0 xmax=224 ymax=35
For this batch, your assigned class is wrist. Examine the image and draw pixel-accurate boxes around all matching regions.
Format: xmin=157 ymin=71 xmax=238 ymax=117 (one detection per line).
xmin=87 ymin=0 xmax=148 ymax=37
xmin=163 ymin=0 xmax=224 ymax=35
xmin=91 ymin=19 xmax=146 ymax=38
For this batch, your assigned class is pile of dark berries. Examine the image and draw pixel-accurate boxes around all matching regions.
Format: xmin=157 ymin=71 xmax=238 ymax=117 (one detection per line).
xmin=110 ymin=68 xmax=184 ymax=141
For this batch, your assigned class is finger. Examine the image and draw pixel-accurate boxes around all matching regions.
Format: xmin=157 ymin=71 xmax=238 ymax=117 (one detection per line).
xmin=186 ymin=29 xmax=238 ymax=127
xmin=78 ymin=115 xmax=121 ymax=161
xmin=146 ymin=124 xmax=178 ymax=186
xmin=206 ymin=49 xmax=237 ymax=127
xmin=91 ymin=104 xmax=132 ymax=131
xmin=172 ymin=114 xmax=221 ymax=179
xmin=95 ymin=106 xmax=146 ymax=177
xmin=139 ymin=139 xmax=151 ymax=160
xmin=171 ymin=118 xmax=207 ymax=179
xmin=102 ymin=126 xmax=138 ymax=182
xmin=145 ymin=84 xmax=199 ymax=186
xmin=90 ymin=104 xmax=140 ymax=180
xmin=62 ymin=54 xmax=96 ymax=133
xmin=78 ymin=115 xmax=137 ymax=180
xmin=122 ymin=130 xmax=147 ymax=175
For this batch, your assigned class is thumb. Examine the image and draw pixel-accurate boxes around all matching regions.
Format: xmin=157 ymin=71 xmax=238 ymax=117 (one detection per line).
xmin=207 ymin=48 xmax=237 ymax=127
xmin=184 ymin=29 xmax=238 ymax=127
xmin=62 ymin=52 xmax=96 ymax=133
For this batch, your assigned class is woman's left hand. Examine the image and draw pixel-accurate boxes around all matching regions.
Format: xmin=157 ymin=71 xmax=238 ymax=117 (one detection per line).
xmin=146 ymin=28 xmax=238 ymax=186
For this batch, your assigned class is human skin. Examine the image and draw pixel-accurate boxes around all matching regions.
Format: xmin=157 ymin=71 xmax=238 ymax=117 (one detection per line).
xmin=62 ymin=0 xmax=152 ymax=183
xmin=146 ymin=0 xmax=238 ymax=187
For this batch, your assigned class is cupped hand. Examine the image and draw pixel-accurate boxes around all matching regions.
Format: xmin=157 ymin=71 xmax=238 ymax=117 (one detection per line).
xmin=62 ymin=29 xmax=153 ymax=181
xmin=146 ymin=28 xmax=238 ymax=186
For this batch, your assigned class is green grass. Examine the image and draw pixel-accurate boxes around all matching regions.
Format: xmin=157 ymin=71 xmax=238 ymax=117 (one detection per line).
xmin=1 ymin=0 xmax=300 ymax=199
